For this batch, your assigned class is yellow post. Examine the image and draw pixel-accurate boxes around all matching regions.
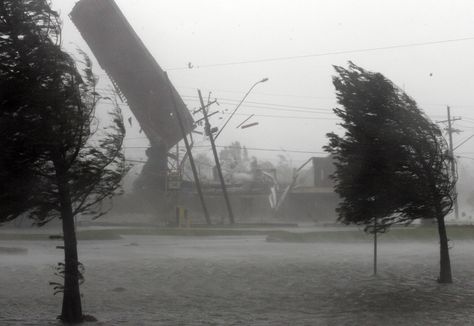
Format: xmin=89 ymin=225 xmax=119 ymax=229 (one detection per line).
xmin=176 ymin=206 xmax=189 ymax=228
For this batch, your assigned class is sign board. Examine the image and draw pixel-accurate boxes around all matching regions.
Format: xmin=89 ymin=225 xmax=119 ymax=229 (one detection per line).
xmin=167 ymin=172 xmax=182 ymax=191
xmin=70 ymin=0 xmax=194 ymax=149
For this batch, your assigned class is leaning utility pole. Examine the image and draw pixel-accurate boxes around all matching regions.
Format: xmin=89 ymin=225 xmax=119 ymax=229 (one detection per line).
xmin=373 ymin=217 xmax=378 ymax=276
xmin=446 ymin=106 xmax=459 ymax=219
xmin=165 ymin=72 xmax=211 ymax=225
xmin=197 ymin=90 xmax=235 ymax=224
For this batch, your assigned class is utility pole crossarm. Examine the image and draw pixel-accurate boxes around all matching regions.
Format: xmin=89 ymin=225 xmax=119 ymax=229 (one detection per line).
xmin=436 ymin=117 xmax=462 ymax=124
xmin=193 ymin=100 xmax=218 ymax=114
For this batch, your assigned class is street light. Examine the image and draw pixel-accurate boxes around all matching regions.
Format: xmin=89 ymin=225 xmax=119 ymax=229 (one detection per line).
xmin=214 ymin=77 xmax=268 ymax=139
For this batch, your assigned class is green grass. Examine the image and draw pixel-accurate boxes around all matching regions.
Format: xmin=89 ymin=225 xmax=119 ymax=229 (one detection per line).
xmin=2 ymin=225 xmax=474 ymax=242
xmin=0 ymin=233 xmax=52 ymax=241
xmin=83 ymin=227 xmax=271 ymax=238
xmin=0 ymin=227 xmax=273 ymax=241
xmin=0 ymin=230 xmax=121 ymax=241
xmin=266 ymin=225 xmax=474 ymax=243
xmin=0 ymin=246 xmax=28 ymax=254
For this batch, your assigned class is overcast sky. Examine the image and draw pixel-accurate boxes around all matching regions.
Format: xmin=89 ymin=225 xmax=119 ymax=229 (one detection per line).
xmin=52 ymin=0 xmax=474 ymax=167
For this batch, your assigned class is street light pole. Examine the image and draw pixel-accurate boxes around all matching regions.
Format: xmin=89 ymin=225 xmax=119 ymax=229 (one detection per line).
xmin=214 ymin=78 xmax=268 ymax=140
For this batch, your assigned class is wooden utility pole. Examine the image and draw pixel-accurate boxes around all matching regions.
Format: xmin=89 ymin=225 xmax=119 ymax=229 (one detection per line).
xmin=198 ymin=90 xmax=235 ymax=224
xmin=373 ymin=218 xmax=378 ymax=276
xmin=447 ymin=106 xmax=459 ymax=219
xmin=165 ymin=72 xmax=211 ymax=225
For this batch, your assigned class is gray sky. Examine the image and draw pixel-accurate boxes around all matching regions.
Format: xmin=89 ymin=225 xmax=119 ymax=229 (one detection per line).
xmin=53 ymin=0 xmax=474 ymax=167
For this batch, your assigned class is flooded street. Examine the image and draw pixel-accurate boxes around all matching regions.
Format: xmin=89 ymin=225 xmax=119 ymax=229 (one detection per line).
xmin=2 ymin=233 xmax=474 ymax=325
xmin=3 ymin=0 xmax=474 ymax=325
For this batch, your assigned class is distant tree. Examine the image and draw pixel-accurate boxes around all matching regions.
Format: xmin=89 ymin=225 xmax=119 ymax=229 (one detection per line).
xmin=243 ymin=146 xmax=249 ymax=162
xmin=325 ymin=62 xmax=456 ymax=283
xmin=220 ymin=141 xmax=244 ymax=170
xmin=275 ymin=154 xmax=293 ymax=185
xmin=466 ymin=190 xmax=474 ymax=211
xmin=0 ymin=0 xmax=128 ymax=322
xmin=183 ymin=152 xmax=213 ymax=181
xmin=249 ymin=156 xmax=275 ymax=173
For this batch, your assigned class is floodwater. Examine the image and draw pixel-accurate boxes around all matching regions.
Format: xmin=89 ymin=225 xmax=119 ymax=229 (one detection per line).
xmin=2 ymin=233 xmax=474 ymax=325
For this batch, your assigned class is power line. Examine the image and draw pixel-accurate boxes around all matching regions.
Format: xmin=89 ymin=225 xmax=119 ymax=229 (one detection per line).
xmin=454 ymin=134 xmax=474 ymax=151
xmin=123 ymin=145 xmax=325 ymax=155
xmin=462 ymin=117 xmax=474 ymax=123
xmin=95 ymin=82 xmax=474 ymax=114
xmin=99 ymin=97 xmax=474 ymax=125
xmin=97 ymin=80 xmax=474 ymax=109
xmin=193 ymin=145 xmax=325 ymax=155
xmin=112 ymin=103 xmax=338 ymax=121
xmin=101 ymin=102 xmax=474 ymax=125
xmin=166 ymin=36 xmax=474 ymax=71
xmin=456 ymin=124 xmax=474 ymax=130
xmin=124 ymin=136 xmax=150 ymax=140
xmin=197 ymin=112 xmax=339 ymax=121
xmin=182 ymin=95 xmax=334 ymax=112
xmin=456 ymin=155 xmax=474 ymax=161
xmin=231 ymin=112 xmax=338 ymax=120
xmin=179 ymin=85 xmax=474 ymax=109
xmin=125 ymin=158 xmax=147 ymax=164
xmin=183 ymin=95 xmax=474 ymax=119
xmin=177 ymin=85 xmax=334 ymax=100
xmin=188 ymin=102 xmax=335 ymax=116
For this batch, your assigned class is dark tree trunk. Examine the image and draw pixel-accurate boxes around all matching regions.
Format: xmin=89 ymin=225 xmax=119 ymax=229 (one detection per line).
xmin=56 ymin=170 xmax=83 ymax=323
xmin=436 ymin=213 xmax=452 ymax=283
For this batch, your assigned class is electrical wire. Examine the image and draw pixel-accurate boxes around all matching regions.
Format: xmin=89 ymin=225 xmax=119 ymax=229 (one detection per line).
xmin=456 ymin=155 xmax=474 ymax=161
xmin=166 ymin=36 xmax=474 ymax=71
xmin=189 ymin=145 xmax=324 ymax=155
xmin=123 ymin=145 xmax=324 ymax=155
xmin=181 ymin=95 xmax=334 ymax=112
xmin=230 ymin=112 xmax=338 ymax=120
xmin=95 ymin=87 xmax=474 ymax=115
xmin=454 ymin=134 xmax=474 ymax=150
xmin=176 ymin=85 xmax=334 ymax=100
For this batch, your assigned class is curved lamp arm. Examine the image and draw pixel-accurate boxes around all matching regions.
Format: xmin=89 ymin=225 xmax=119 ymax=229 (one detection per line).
xmin=214 ymin=78 xmax=268 ymax=140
